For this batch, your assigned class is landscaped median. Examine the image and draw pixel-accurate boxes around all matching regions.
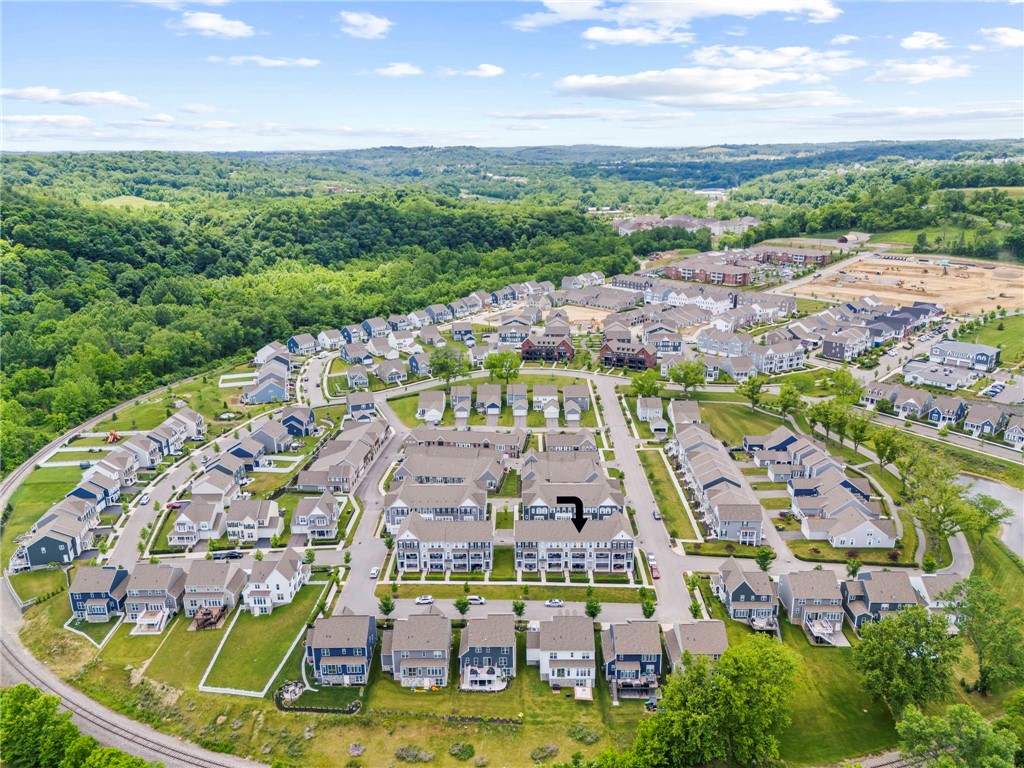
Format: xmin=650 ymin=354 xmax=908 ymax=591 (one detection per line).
xmin=636 ymin=449 xmax=699 ymax=541
xmin=376 ymin=583 xmax=645 ymax=603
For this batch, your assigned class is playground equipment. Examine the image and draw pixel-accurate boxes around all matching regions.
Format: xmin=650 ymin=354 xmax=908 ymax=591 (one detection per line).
xmin=105 ymin=430 xmax=122 ymax=443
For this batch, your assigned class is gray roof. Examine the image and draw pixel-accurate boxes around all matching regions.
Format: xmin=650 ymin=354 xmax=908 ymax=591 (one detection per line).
xmin=70 ymin=566 xmax=126 ymax=599
xmin=718 ymin=557 xmax=774 ymax=598
xmin=306 ymin=612 xmax=374 ymax=649
xmin=604 ymin=620 xmax=661 ymax=656
xmin=668 ymin=621 xmax=728 ymax=659
xmin=459 ymin=614 xmax=515 ymax=657
xmin=515 ymin=515 xmax=631 ymax=543
xmin=397 ymin=513 xmax=493 ymax=543
xmin=857 ymin=571 xmax=920 ymax=605
xmin=127 ymin=563 xmax=185 ymax=594
xmin=226 ymin=499 xmax=276 ymax=523
xmin=539 ymin=615 xmax=595 ymax=652
xmin=783 ymin=570 xmax=841 ymax=601
xmin=390 ymin=608 xmax=451 ymax=652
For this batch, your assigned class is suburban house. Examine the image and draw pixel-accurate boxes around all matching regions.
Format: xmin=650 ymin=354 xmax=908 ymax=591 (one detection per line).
xmin=342 ymin=324 xmax=368 ymax=344
xmin=183 ymin=560 xmax=246 ymax=620
xmin=124 ymin=563 xmax=186 ymax=634
xmin=347 ymin=391 xmax=377 ymax=420
xmin=376 ymin=359 xmax=408 ymax=384
xmin=929 ymin=339 xmax=1000 ymax=371
xmin=362 ymin=317 xmax=390 ymax=339
xmin=778 ymin=571 xmax=844 ymax=645
xmin=384 ymin=483 xmax=488 ymax=532
xmin=252 ymin=421 xmax=292 ymax=454
xmin=507 ymin=384 xmax=527 ymax=409
xmin=242 ymin=549 xmax=311 ymax=615
xmin=287 ymin=333 xmax=319 ymax=356
xmin=459 ymin=614 xmax=517 ymax=692
xmin=68 ymin=566 xmax=129 ymax=622
xmin=254 ymin=340 xmax=287 ymax=365
xmin=305 ymin=609 xmax=378 ymax=686
xmin=281 ymin=406 xmax=316 ymax=436
xmin=562 ymin=384 xmax=591 ymax=412
xmin=8 ymin=506 xmax=96 ymax=572
xmin=318 ymin=329 xmax=343 ymax=349
xmin=532 ymin=385 xmax=559 ymax=413
xmin=394 ymin=514 xmax=493 ymax=573
xmin=514 ymin=516 xmax=634 ymax=574
xmin=1003 ymin=415 xmax=1024 ymax=450
xmin=381 ymin=607 xmax=452 ymax=688
xmin=963 ymin=404 xmax=1008 ymax=437
xmin=225 ymin=499 xmax=284 ymax=544
xmin=664 ymin=621 xmax=729 ymax=669
xmin=636 ymin=397 xmax=663 ymax=423
xmin=893 ymin=389 xmax=934 ymax=419
xmin=926 ymin=395 xmax=968 ymax=425
xmin=346 ymin=365 xmax=369 ymax=390
xmin=841 ymin=571 xmax=920 ymax=630
xmin=451 ymin=386 xmax=474 ymax=419
xmin=167 ymin=500 xmax=225 ymax=548
xmin=601 ymin=620 xmax=662 ymax=698
xmin=416 ymin=392 xmax=446 ymax=423
xmin=527 ymin=615 xmax=597 ymax=691
xmin=476 ymin=384 xmax=502 ymax=415
xmin=408 ymin=352 xmax=432 ymax=377
xmin=341 ymin=343 xmax=374 ymax=366
xmin=711 ymin=556 xmax=779 ymax=631
xmin=190 ymin=470 xmax=240 ymax=508
xmin=291 ymin=493 xmax=343 ymax=542
xmin=544 ymin=432 xmax=598 ymax=452
xmin=911 ymin=574 xmax=964 ymax=625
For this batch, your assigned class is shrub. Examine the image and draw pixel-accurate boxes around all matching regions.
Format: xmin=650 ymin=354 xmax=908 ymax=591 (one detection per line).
xmin=887 ymin=550 xmax=901 ymax=562
xmin=567 ymin=723 xmax=601 ymax=745
xmin=845 ymin=549 xmax=860 ymax=560
xmin=349 ymin=743 xmax=365 ymax=757
xmin=530 ymin=745 xmax=559 ymax=763
xmin=395 ymin=745 xmax=434 ymax=763
xmin=449 ymin=743 xmax=475 ymax=761
xmin=474 ymin=758 xmax=489 ymax=768
xmin=810 ymin=548 xmax=821 ymax=555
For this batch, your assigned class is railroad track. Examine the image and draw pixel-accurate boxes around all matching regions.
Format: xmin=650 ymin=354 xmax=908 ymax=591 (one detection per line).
xmin=1 ymin=640 xmax=240 ymax=767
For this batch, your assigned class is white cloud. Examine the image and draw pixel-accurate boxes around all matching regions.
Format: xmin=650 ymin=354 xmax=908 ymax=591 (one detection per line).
xmin=1 ymin=114 xmax=93 ymax=128
xmin=555 ymin=66 xmax=851 ymax=108
xmin=901 ymin=31 xmax=948 ymax=50
xmin=691 ymin=45 xmax=866 ymax=74
xmin=978 ymin=27 xmax=1024 ymax=48
xmin=867 ymin=56 xmax=972 ymax=84
xmin=724 ymin=26 xmax=747 ymax=37
xmin=372 ymin=62 xmax=423 ymax=77
xmin=443 ymin=63 xmax=505 ymax=77
xmin=338 ymin=11 xmax=393 ymax=39
xmin=489 ymin=108 xmax=692 ymax=122
xmin=181 ymin=102 xmax=218 ymax=113
xmin=834 ymin=102 xmax=1023 ymax=124
xmin=581 ymin=26 xmax=693 ymax=45
xmin=173 ymin=11 xmax=254 ymax=39
xmin=830 ymin=34 xmax=859 ymax=45
xmin=0 ymin=85 xmax=147 ymax=108
xmin=136 ymin=0 xmax=229 ymax=10
xmin=142 ymin=113 xmax=175 ymax=123
xmin=207 ymin=55 xmax=320 ymax=67
xmin=512 ymin=0 xmax=842 ymax=39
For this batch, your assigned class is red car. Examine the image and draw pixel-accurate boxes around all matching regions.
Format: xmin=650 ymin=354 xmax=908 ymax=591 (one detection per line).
xmin=650 ymin=565 xmax=660 ymax=580
xmin=167 ymin=502 xmax=181 ymax=509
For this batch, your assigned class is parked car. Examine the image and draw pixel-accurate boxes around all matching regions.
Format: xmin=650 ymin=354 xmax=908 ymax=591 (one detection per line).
xmin=167 ymin=502 xmax=181 ymax=509
xmin=200 ymin=455 xmax=209 ymax=464
xmin=138 ymin=494 xmax=151 ymax=505
xmin=369 ymin=567 xmax=380 ymax=579
xmin=652 ymin=509 xmax=662 ymax=520
xmin=467 ymin=595 xmax=486 ymax=605
xmin=651 ymin=565 xmax=661 ymax=580
xmin=414 ymin=595 xmax=434 ymax=605
xmin=225 ymin=551 xmax=244 ymax=560
xmin=544 ymin=599 xmax=565 ymax=608
xmin=212 ymin=552 xmax=228 ymax=561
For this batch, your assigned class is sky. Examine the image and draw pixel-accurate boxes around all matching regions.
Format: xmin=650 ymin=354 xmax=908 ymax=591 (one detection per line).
xmin=2 ymin=1 xmax=1022 ymax=151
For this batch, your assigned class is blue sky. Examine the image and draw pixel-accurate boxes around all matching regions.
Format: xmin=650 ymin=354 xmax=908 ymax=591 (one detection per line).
xmin=2 ymin=1 xmax=1022 ymax=150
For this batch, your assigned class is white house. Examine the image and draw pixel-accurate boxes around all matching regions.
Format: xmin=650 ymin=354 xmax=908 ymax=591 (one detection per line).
xmin=242 ymin=549 xmax=311 ymax=615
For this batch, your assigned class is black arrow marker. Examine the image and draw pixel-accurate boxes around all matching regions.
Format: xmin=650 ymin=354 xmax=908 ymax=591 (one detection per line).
xmin=557 ymin=495 xmax=587 ymax=533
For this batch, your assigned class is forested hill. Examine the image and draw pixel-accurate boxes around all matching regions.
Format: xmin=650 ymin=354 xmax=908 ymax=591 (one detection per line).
xmin=0 ymin=185 xmax=708 ymax=474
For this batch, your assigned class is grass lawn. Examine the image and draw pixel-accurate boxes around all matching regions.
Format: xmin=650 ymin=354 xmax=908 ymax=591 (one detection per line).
xmin=741 ymin=466 xmax=767 ymax=476
xmin=699 ymin=403 xmax=784 ymax=448
xmin=971 ymin=532 xmax=1024 ymax=610
xmin=379 ymin=584 xmax=643 ymax=603
xmin=205 ymin=585 xmax=324 ymax=691
xmin=149 ymin=508 xmax=187 ymax=555
xmin=868 ymin=226 xmax=993 ymax=247
xmin=786 ymin=538 xmax=912 ymax=567
xmin=8 ymin=567 xmax=67 ymax=602
xmin=67 ymin=616 xmax=119 ymax=645
xmin=145 ymin=611 xmax=232 ymax=689
xmin=50 ymin=449 xmax=116 ymax=462
xmin=973 ymin=314 xmax=1024 ymax=365
xmin=492 ymin=547 xmax=516 ymax=580
xmin=493 ymin=470 xmax=521 ymax=498
xmin=771 ymin=370 xmax=832 ymax=396
xmin=637 ymin=450 xmax=697 ymax=540
xmin=761 ymin=497 xmax=792 ymax=511
xmin=697 ymin=579 xmax=754 ymax=645
xmin=795 ymin=298 xmax=836 ymax=315
xmin=3 ymin=465 xmax=83 ymax=563
xmin=494 ymin=504 xmax=516 ymax=530
xmin=685 ymin=540 xmax=759 ymax=558
xmin=623 ymin=397 xmax=657 ymax=440
xmin=750 ymin=481 xmax=788 ymax=492
xmin=778 ymin=622 xmax=897 ymax=766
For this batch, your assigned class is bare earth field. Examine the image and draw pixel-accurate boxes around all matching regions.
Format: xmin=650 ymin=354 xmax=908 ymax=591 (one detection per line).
xmin=785 ymin=256 xmax=1024 ymax=313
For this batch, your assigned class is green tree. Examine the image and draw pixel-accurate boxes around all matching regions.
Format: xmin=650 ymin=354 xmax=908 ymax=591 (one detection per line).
xmin=253 ymin=549 xmax=264 ymax=562
xmin=962 ymin=494 xmax=1013 ymax=550
xmin=378 ymin=595 xmax=396 ymax=619
xmin=808 ymin=399 xmax=835 ymax=444
xmin=735 ymin=375 xmax=766 ymax=412
xmin=898 ymin=705 xmax=1017 ymax=768
xmin=512 ymin=599 xmax=526 ymax=619
xmin=846 ymin=558 xmax=863 ymax=578
xmin=641 ymin=599 xmax=656 ymax=619
xmin=910 ymin=477 xmax=970 ymax=562
xmin=853 ymin=605 xmax=961 ymax=715
xmin=667 ymin=360 xmax=706 ymax=396
xmin=754 ymin=546 xmax=776 ymax=572
xmin=847 ymin=412 xmax=874 ymax=455
xmin=715 ymin=633 xmax=800 ymax=766
xmin=484 ymin=350 xmax=521 ymax=385
xmin=81 ymin=748 xmax=154 ymax=768
xmin=585 ymin=596 xmax=602 ymax=620
xmin=829 ymin=366 xmax=864 ymax=401
xmin=689 ymin=601 xmax=701 ymax=620
xmin=776 ymin=384 xmax=803 ymax=419
xmin=871 ymin=426 xmax=904 ymax=473
xmin=430 ymin=346 xmax=468 ymax=392
xmin=631 ymin=369 xmax=661 ymax=398
xmin=454 ymin=596 xmax=471 ymax=617
xmin=943 ymin=575 xmax=1024 ymax=693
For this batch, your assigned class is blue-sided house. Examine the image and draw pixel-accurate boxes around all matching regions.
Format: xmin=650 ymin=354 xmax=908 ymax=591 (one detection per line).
xmin=305 ymin=609 xmax=378 ymax=686
xmin=600 ymin=620 xmax=662 ymax=698
xmin=69 ymin=565 xmax=129 ymax=622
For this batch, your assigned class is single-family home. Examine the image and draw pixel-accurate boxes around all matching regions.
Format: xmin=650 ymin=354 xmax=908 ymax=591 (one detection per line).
xmin=476 ymin=384 xmax=502 ymax=415
xmin=347 ymin=391 xmax=376 ymax=420
xmin=1004 ymin=415 xmax=1024 ymax=450
xmin=416 ymin=391 xmax=446 ymax=423
xmin=225 ymin=499 xmax=283 ymax=544
xmin=376 ymin=359 xmax=408 ymax=385
xmin=68 ymin=566 xmax=129 ymax=622
xmin=346 ymin=365 xmax=369 ymax=390
xmin=927 ymin=395 xmax=968 ymax=426
xmin=636 ymin=397 xmax=663 ymax=423
xmin=281 ymin=406 xmax=316 ymax=436
xmin=381 ymin=607 xmax=452 ymax=688
xmin=664 ymin=621 xmax=729 ymax=669
xmin=526 ymin=615 xmax=597 ymax=690
xmin=778 ymin=571 xmax=844 ymax=644
xmin=242 ymin=549 xmax=310 ymax=615
xmin=252 ymin=421 xmax=292 ymax=454
xmin=292 ymin=493 xmax=342 ymax=542
xmin=167 ymin=500 xmax=225 ymax=548
xmin=124 ymin=564 xmax=186 ymax=634
xmin=601 ymin=620 xmax=662 ymax=698
xmin=963 ymin=403 xmax=1008 ymax=437
xmin=287 ymin=333 xmax=319 ymax=356
xmin=183 ymin=560 xmax=247 ymax=619
xmin=459 ymin=614 xmax=517 ymax=692
xmin=711 ymin=556 xmax=778 ymax=631
xmin=841 ymin=571 xmax=920 ymax=630
xmin=305 ymin=609 xmax=378 ymax=686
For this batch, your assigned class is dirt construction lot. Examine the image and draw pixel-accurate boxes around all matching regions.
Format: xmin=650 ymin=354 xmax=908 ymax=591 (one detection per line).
xmin=786 ymin=256 xmax=1024 ymax=314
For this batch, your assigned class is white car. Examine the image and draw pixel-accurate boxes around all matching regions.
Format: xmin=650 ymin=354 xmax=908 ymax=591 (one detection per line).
xmin=138 ymin=493 xmax=151 ymax=505
xmin=467 ymin=595 xmax=486 ymax=605
xmin=414 ymin=595 xmax=434 ymax=605
xmin=647 ymin=555 xmax=657 ymax=567
xmin=369 ymin=567 xmax=380 ymax=579
xmin=544 ymin=599 xmax=564 ymax=608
